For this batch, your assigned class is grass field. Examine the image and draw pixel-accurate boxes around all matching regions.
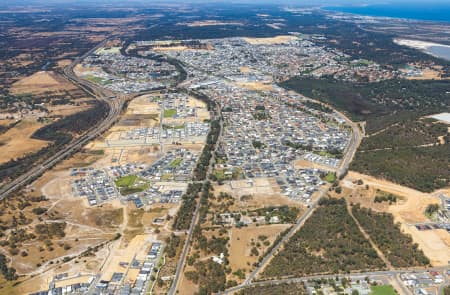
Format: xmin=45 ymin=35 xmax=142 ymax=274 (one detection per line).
xmin=115 ymin=175 xmax=149 ymax=195
xmin=370 ymin=285 xmax=397 ymax=295
xmin=170 ymin=158 xmax=183 ymax=167
xmin=83 ymin=75 xmax=111 ymax=85
xmin=162 ymin=124 xmax=184 ymax=130
xmin=163 ymin=109 xmax=177 ymax=118
xmin=115 ymin=175 xmax=138 ymax=187
xmin=323 ymin=172 xmax=336 ymax=183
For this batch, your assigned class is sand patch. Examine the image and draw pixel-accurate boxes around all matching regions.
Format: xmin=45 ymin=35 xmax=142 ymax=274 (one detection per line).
xmin=10 ymin=71 xmax=76 ymax=95
xmin=235 ymin=81 xmax=273 ymax=91
xmin=243 ymin=35 xmax=297 ymax=45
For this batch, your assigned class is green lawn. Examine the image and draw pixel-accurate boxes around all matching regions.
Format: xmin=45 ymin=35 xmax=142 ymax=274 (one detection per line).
xmin=370 ymin=285 xmax=397 ymax=295
xmin=170 ymin=158 xmax=183 ymax=167
xmin=163 ymin=124 xmax=185 ymax=130
xmin=323 ymin=172 xmax=336 ymax=183
xmin=115 ymin=175 xmax=150 ymax=196
xmin=83 ymin=75 xmax=111 ymax=85
xmin=163 ymin=109 xmax=177 ymax=118
xmin=115 ymin=175 xmax=138 ymax=187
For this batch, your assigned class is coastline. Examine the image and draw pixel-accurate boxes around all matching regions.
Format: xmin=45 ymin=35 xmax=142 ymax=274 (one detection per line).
xmin=323 ymin=5 xmax=450 ymax=23
xmin=394 ymin=38 xmax=450 ymax=61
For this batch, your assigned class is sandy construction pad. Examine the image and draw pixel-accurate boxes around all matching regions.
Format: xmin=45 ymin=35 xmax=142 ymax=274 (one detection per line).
xmin=346 ymin=171 xmax=449 ymax=266
xmin=100 ymin=234 xmax=155 ymax=282
xmin=401 ymin=226 xmax=450 ymax=266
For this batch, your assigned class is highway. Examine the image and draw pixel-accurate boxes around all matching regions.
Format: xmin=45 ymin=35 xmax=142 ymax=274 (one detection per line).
xmin=0 ymin=38 xmax=124 ymax=200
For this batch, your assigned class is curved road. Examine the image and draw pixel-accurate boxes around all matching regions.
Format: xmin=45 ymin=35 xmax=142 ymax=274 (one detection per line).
xmin=0 ymin=38 xmax=124 ymax=199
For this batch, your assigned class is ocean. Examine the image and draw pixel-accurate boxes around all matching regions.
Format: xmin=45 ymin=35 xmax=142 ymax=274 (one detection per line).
xmin=325 ymin=3 xmax=450 ymax=23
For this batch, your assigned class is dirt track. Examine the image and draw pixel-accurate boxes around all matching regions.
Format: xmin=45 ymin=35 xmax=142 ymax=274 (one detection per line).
xmin=346 ymin=171 xmax=450 ymax=266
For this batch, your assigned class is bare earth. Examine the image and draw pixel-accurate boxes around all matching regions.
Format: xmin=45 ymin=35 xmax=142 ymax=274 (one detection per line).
xmin=10 ymin=71 xmax=77 ymax=95
xmin=229 ymin=224 xmax=290 ymax=272
xmin=345 ymin=171 xmax=450 ymax=266
xmin=243 ymin=35 xmax=297 ymax=45
xmin=0 ymin=120 xmax=49 ymax=164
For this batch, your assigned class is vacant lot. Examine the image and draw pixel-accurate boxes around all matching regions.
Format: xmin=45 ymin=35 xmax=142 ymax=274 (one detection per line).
xmin=0 ymin=120 xmax=49 ymax=164
xmin=229 ymin=224 xmax=290 ymax=272
xmin=243 ymin=35 xmax=297 ymax=45
xmin=10 ymin=71 xmax=77 ymax=95
xmin=344 ymin=172 xmax=450 ymax=266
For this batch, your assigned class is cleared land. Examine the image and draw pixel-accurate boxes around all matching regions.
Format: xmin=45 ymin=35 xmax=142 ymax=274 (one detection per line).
xmin=228 ymin=224 xmax=291 ymax=271
xmin=184 ymin=20 xmax=244 ymax=27
xmin=235 ymin=81 xmax=274 ymax=91
xmin=343 ymin=172 xmax=450 ymax=266
xmin=243 ymin=35 xmax=297 ymax=45
xmin=0 ymin=120 xmax=49 ymax=164
xmin=10 ymin=71 xmax=77 ymax=95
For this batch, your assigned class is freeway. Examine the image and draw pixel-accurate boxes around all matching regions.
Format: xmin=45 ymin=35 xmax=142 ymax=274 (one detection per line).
xmin=0 ymin=38 xmax=124 ymax=200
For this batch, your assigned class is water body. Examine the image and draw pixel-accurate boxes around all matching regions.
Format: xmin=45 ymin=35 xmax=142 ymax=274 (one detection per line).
xmin=430 ymin=113 xmax=450 ymax=124
xmin=325 ymin=3 xmax=450 ymax=23
xmin=427 ymin=45 xmax=450 ymax=61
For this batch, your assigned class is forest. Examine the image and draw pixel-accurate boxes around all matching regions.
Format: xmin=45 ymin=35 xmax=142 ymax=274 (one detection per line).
xmin=351 ymin=145 xmax=449 ymax=192
xmin=281 ymin=77 xmax=449 ymax=133
xmin=360 ymin=119 xmax=448 ymax=150
xmin=262 ymin=198 xmax=384 ymax=279
xmin=237 ymin=282 xmax=306 ymax=295
xmin=352 ymin=205 xmax=430 ymax=267
xmin=171 ymin=183 xmax=202 ymax=231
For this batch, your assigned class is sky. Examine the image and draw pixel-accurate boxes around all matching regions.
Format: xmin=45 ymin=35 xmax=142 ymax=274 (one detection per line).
xmin=3 ymin=0 xmax=450 ymax=10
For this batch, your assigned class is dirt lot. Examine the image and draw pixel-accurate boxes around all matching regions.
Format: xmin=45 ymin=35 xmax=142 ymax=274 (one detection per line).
xmin=344 ymin=171 xmax=450 ymax=266
xmin=294 ymin=159 xmax=336 ymax=171
xmin=243 ymin=35 xmax=297 ymax=45
xmin=228 ymin=224 xmax=290 ymax=274
xmin=214 ymin=178 xmax=304 ymax=210
xmin=235 ymin=81 xmax=274 ymax=91
xmin=10 ymin=71 xmax=77 ymax=95
xmin=0 ymin=120 xmax=49 ymax=164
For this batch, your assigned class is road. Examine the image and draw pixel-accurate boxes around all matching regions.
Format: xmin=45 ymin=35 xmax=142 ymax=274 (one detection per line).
xmin=221 ymin=266 xmax=448 ymax=295
xmin=165 ymin=64 xmax=364 ymax=294
xmin=0 ymin=38 xmax=124 ymax=200
xmin=167 ymin=95 xmax=223 ymax=295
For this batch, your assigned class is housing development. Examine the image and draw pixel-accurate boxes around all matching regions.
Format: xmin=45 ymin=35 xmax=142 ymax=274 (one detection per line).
xmin=0 ymin=2 xmax=449 ymax=295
